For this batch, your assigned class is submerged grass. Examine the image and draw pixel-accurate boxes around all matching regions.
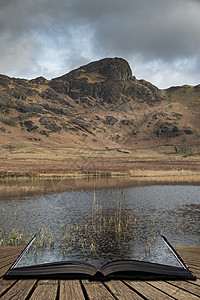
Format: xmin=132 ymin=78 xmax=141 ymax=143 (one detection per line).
xmin=0 ymin=189 xmax=158 ymax=261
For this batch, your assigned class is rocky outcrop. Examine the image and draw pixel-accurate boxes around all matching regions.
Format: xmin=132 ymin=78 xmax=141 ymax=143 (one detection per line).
xmin=22 ymin=120 xmax=38 ymax=132
xmin=50 ymin=57 xmax=165 ymax=105
xmin=104 ymin=116 xmax=118 ymax=126
xmin=0 ymin=57 xmax=198 ymax=148
xmin=30 ymin=76 xmax=47 ymax=85
xmin=78 ymin=57 xmax=132 ymax=81
xmin=156 ymin=122 xmax=181 ymax=138
xmin=0 ymin=74 xmax=11 ymax=89
xmin=120 ymin=119 xmax=134 ymax=126
xmin=39 ymin=116 xmax=62 ymax=132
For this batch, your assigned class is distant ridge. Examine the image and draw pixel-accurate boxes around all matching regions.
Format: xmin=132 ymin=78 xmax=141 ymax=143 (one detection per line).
xmin=0 ymin=57 xmax=199 ymax=151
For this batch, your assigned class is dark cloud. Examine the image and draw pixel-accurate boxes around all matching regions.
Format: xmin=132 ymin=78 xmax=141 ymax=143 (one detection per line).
xmin=0 ymin=0 xmax=200 ymax=87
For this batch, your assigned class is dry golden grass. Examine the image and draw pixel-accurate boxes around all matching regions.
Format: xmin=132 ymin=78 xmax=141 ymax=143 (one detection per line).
xmin=0 ymin=141 xmax=200 ymax=200
xmin=129 ymin=169 xmax=200 ymax=182
xmin=1 ymin=169 xmax=200 ymax=200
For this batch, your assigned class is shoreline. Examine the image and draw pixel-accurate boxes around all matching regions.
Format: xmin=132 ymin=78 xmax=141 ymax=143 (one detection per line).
xmin=1 ymin=169 xmax=200 ymax=181
xmin=0 ymin=169 xmax=200 ymax=200
xmin=1 ymin=162 xmax=200 ymax=181
xmin=1 ymin=154 xmax=200 ymax=197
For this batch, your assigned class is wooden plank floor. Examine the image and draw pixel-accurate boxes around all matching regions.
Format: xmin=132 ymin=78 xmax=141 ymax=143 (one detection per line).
xmin=0 ymin=247 xmax=199 ymax=299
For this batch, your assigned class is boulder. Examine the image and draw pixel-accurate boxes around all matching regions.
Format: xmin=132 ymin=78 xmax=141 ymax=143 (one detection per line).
xmin=104 ymin=116 xmax=118 ymax=126
xmin=23 ymin=120 xmax=38 ymax=132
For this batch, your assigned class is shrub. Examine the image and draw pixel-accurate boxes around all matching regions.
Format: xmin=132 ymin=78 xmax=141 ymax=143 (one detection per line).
xmin=184 ymin=129 xmax=193 ymax=135
xmin=0 ymin=115 xmax=17 ymax=127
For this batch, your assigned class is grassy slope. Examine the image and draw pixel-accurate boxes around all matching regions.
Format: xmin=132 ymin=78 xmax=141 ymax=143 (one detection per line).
xmin=0 ymin=68 xmax=200 ymax=181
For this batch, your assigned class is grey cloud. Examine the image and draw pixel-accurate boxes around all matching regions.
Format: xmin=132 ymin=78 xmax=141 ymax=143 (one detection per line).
xmin=93 ymin=0 xmax=200 ymax=59
xmin=0 ymin=0 xmax=200 ymax=87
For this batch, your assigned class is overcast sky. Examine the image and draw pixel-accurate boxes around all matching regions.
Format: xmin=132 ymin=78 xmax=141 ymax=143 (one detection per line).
xmin=0 ymin=0 xmax=200 ymax=89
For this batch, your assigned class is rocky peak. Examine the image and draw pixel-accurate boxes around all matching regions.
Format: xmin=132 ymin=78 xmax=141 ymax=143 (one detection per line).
xmin=0 ymin=74 xmax=11 ymax=89
xmin=30 ymin=76 xmax=47 ymax=84
xmin=50 ymin=57 xmax=165 ymax=104
xmin=81 ymin=57 xmax=132 ymax=81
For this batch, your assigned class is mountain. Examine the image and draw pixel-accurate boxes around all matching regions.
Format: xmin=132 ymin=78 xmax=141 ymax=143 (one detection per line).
xmin=0 ymin=57 xmax=200 ymax=153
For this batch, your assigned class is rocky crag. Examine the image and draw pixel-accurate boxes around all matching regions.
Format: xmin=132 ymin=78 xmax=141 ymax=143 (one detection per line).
xmin=0 ymin=57 xmax=199 ymax=151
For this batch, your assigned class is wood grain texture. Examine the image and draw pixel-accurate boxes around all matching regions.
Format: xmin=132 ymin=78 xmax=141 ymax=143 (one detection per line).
xmin=124 ymin=280 xmax=171 ymax=299
xmin=0 ymin=246 xmax=24 ymax=252
xmin=175 ymin=247 xmax=200 ymax=265
xmin=0 ymin=247 xmax=24 ymax=274
xmin=0 ymin=247 xmax=24 ymax=257
xmin=189 ymin=278 xmax=200 ymax=286
xmin=0 ymin=252 xmax=22 ymax=261
xmin=82 ymin=280 xmax=114 ymax=300
xmin=0 ymin=278 xmax=15 ymax=285
xmin=30 ymin=280 xmax=58 ymax=300
xmin=189 ymin=267 xmax=200 ymax=279
xmin=0 ymin=255 xmax=20 ymax=268
xmin=148 ymin=280 xmax=200 ymax=300
xmin=0 ymin=264 xmax=13 ymax=278
xmin=0 ymin=278 xmax=15 ymax=297
xmin=105 ymin=280 xmax=143 ymax=300
xmin=186 ymin=263 xmax=200 ymax=270
xmin=0 ymin=280 xmax=36 ymax=300
xmin=0 ymin=246 xmax=200 ymax=299
xmin=60 ymin=280 xmax=85 ymax=300
xmin=166 ymin=280 xmax=200 ymax=297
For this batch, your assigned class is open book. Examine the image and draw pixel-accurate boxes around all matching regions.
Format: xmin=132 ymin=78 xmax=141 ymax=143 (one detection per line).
xmin=4 ymin=231 xmax=196 ymax=280
xmin=4 ymin=257 xmax=195 ymax=280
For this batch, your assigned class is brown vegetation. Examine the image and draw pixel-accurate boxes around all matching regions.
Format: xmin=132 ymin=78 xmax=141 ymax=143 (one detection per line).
xmin=0 ymin=58 xmax=200 ymax=189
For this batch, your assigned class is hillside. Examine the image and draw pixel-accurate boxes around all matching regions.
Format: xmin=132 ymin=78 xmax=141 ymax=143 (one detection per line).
xmin=0 ymin=57 xmax=200 ymax=178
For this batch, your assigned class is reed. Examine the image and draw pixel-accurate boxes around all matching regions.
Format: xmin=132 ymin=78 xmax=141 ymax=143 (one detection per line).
xmin=0 ymin=189 xmax=158 ymax=260
xmin=145 ymin=241 xmax=151 ymax=256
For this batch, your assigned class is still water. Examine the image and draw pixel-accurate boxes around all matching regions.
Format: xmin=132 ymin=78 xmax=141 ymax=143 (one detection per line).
xmin=0 ymin=180 xmax=199 ymax=268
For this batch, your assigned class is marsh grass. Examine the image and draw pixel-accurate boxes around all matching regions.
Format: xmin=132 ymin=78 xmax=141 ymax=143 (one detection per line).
xmin=129 ymin=169 xmax=200 ymax=182
xmin=0 ymin=189 xmax=157 ymax=260
xmin=56 ymin=189 xmax=156 ymax=259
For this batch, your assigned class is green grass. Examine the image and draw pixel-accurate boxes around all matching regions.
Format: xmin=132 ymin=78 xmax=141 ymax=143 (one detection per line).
xmin=16 ymin=143 xmax=32 ymax=148
xmin=0 ymin=115 xmax=18 ymax=127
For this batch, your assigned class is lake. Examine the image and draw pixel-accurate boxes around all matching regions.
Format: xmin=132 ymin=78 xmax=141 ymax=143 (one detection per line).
xmin=0 ymin=179 xmax=199 ymax=268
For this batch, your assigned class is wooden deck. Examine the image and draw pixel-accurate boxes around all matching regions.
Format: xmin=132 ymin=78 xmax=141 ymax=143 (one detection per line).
xmin=0 ymin=246 xmax=199 ymax=299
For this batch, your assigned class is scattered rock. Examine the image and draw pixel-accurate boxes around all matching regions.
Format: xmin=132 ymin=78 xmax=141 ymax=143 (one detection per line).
xmin=23 ymin=120 xmax=38 ymax=132
xmin=171 ymin=112 xmax=183 ymax=120
xmin=40 ymin=88 xmax=57 ymax=100
xmin=131 ymin=130 xmax=138 ymax=136
xmin=0 ymin=57 xmax=198 ymax=149
xmin=101 ymin=127 xmax=106 ymax=132
xmin=30 ymin=76 xmax=47 ymax=84
xmin=104 ymin=116 xmax=118 ymax=126
xmin=39 ymin=116 xmax=61 ymax=132
xmin=120 ymin=119 xmax=133 ymax=125
xmin=80 ymin=97 xmax=92 ymax=106
xmin=40 ymin=130 xmax=50 ymax=137
xmin=49 ymin=80 xmax=69 ymax=94
xmin=0 ymin=127 xmax=6 ymax=132
xmin=117 ymin=149 xmax=130 ymax=153
xmin=0 ymin=90 xmax=14 ymax=114
xmin=0 ymin=74 xmax=11 ymax=89
xmin=10 ymin=87 xmax=37 ymax=100
xmin=184 ymin=129 xmax=193 ymax=134
xmin=94 ymin=116 xmax=102 ymax=120
xmin=156 ymin=123 xmax=181 ymax=138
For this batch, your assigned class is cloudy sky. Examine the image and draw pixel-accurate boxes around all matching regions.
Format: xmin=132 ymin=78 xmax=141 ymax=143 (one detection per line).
xmin=0 ymin=0 xmax=200 ymax=89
